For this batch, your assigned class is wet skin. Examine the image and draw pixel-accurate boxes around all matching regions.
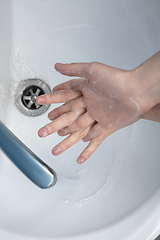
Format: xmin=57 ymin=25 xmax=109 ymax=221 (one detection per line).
xmin=37 ymin=51 xmax=160 ymax=164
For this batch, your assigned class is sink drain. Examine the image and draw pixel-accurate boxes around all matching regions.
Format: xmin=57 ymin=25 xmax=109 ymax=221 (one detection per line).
xmin=21 ymin=85 xmax=44 ymax=110
xmin=14 ymin=79 xmax=51 ymax=117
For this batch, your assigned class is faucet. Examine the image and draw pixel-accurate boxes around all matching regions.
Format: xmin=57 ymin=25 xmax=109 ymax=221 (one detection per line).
xmin=0 ymin=121 xmax=57 ymax=189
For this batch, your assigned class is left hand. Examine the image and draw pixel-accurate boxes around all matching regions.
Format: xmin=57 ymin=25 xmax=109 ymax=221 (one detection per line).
xmin=37 ymin=56 xmax=160 ymax=163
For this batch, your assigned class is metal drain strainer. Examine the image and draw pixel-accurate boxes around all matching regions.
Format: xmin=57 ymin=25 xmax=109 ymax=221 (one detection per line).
xmin=14 ymin=79 xmax=51 ymax=117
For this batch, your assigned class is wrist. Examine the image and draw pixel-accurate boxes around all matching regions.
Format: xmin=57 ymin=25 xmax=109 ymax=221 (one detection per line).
xmin=130 ymin=51 xmax=160 ymax=113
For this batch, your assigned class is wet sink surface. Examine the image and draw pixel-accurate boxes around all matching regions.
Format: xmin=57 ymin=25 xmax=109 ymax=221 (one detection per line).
xmin=0 ymin=1 xmax=160 ymax=240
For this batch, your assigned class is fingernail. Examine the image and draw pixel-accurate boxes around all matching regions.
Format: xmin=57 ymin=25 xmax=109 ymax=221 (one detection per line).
xmin=52 ymin=146 xmax=62 ymax=155
xmin=55 ymin=63 xmax=65 ymax=71
xmin=38 ymin=128 xmax=48 ymax=138
xmin=36 ymin=95 xmax=46 ymax=105
xmin=55 ymin=63 xmax=65 ymax=67
xmin=77 ymin=156 xmax=85 ymax=164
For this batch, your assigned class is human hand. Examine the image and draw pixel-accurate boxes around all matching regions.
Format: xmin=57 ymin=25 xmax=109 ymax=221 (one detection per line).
xmin=36 ymin=87 xmax=160 ymax=164
xmin=37 ymin=52 xmax=160 ymax=163
xmin=36 ymin=63 xmax=139 ymax=164
xmin=44 ymin=60 xmax=160 ymax=141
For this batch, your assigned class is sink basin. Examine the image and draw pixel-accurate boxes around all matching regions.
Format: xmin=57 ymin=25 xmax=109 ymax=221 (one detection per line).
xmin=0 ymin=0 xmax=160 ymax=239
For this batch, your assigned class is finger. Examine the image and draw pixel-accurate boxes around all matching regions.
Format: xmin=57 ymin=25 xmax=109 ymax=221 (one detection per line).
xmin=76 ymin=139 xmax=102 ymax=164
xmin=83 ymin=117 xmax=139 ymax=142
xmin=38 ymin=109 xmax=85 ymax=137
xmin=77 ymin=127 xmax=117 ymax=164
xmin=58 ymin=112 xmax=95 ymax=136
xmin=36 ymin=89 xmax=82 ymax=105
xmin=48 ymin=96 xmax=86 ymax=120
xmin=52 ymin=78 xmax=86 ymax=92
xmin=54 ymin=62 xmax=91 ymax=78
xmin=82 ymin=123 xmax=106 ymax=142
xmin=52 ymin=126 xmax=91 ymax=156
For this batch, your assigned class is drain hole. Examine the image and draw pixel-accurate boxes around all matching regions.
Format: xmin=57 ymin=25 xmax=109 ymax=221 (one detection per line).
xmin=21 ymin=85 xmax=44 ymax=110
xmin=14 ymin=79 xmax=51 ymax=117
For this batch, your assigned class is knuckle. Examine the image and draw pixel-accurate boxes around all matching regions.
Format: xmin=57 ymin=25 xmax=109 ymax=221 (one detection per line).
xmin=59 ymin=141 xmax=68 ymax=151
xmin=47 ymin=122 xmax=56 ymax=134
xmin=45 ymin=93 xmax=52 ymax=103
xmin=68 ymin=122 xmax=79 ymax=133
xmin=64 ymin=141 xmax=72 ymax=150
xmin=87 ymin=62 xmax=98 ymax=76
xmin=63 ymin=90 xmax=78 ymax=101
xmin=76 ymin=117 xmax=85 ymax=129
xmin=62 ymin=90 xmax=69 ymax=100
xmin=77 ymin=128 xmax=88 ymax=140
xmin=77 ymin=130 xmax=85 ymax=139
xmin=65 ymin=112 xmax=75 ymax=125
xmin=69 ymin=90 xmax=77 ymax=99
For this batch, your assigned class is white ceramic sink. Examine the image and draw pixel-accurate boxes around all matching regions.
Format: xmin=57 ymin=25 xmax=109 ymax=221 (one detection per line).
xmin=0 ymin=0 xmax=160 ymax=239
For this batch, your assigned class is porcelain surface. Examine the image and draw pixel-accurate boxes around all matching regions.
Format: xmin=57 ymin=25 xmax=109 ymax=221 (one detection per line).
xmin=0 ymin=1 xmax=160 ymax=239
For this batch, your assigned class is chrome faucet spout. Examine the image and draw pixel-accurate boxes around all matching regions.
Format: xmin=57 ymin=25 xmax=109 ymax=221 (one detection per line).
xmin=0 ymin=121 xmax=57 ymax=188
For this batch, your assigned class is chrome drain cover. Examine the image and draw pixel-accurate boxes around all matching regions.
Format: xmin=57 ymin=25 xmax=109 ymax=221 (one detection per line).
xmin=21 ymin=85 xmax=44 ymax=110
xmin=14 ymin=79 xmax=51 ymax=117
